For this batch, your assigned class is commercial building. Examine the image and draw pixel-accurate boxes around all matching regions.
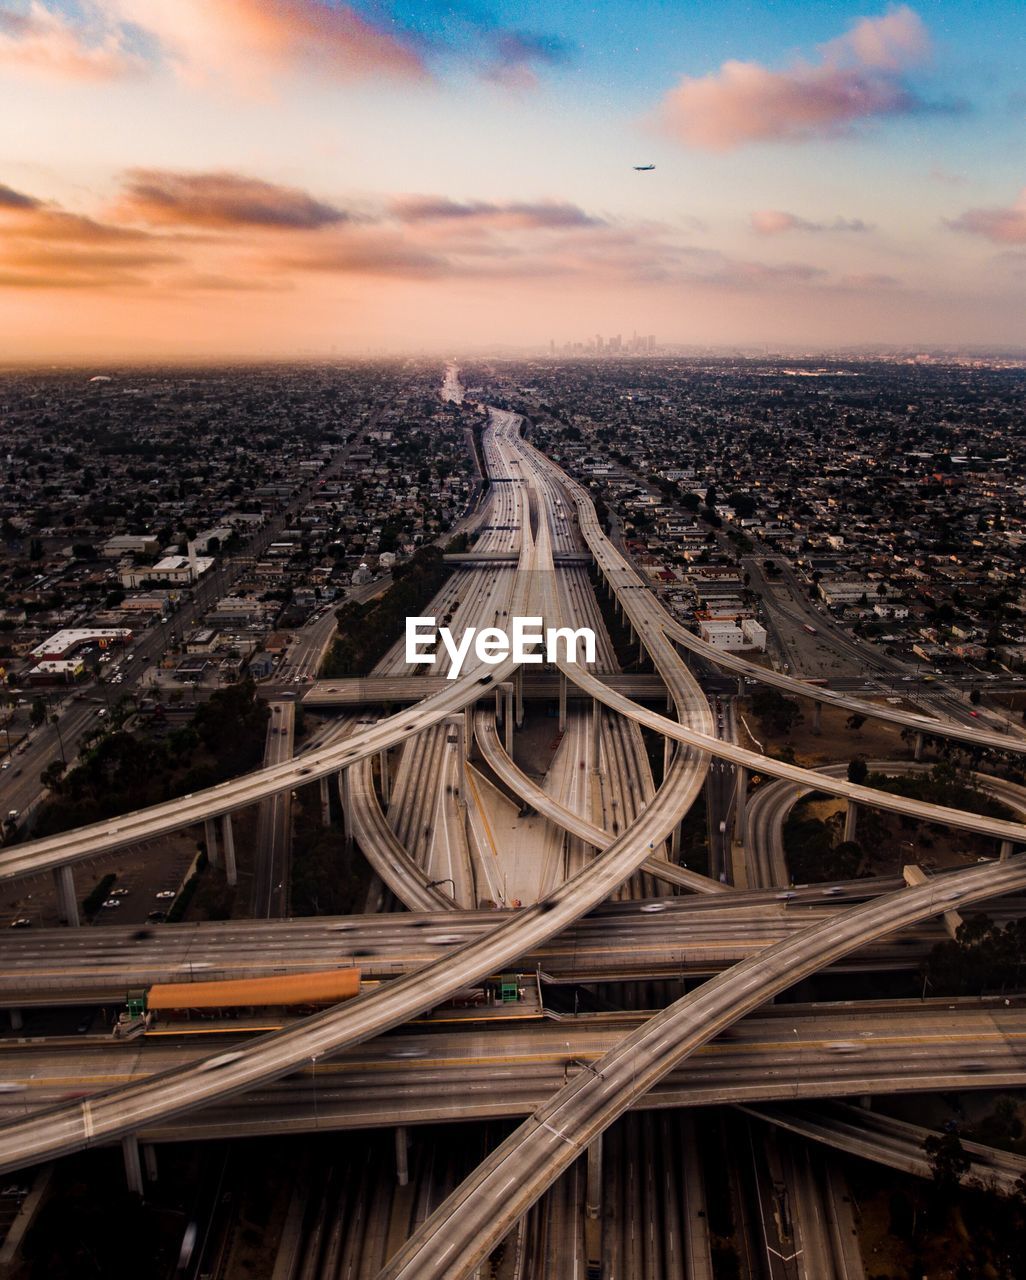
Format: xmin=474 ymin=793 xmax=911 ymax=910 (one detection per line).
xmin=698 ymin=618 xmax=768 ymax=652
xmin=30 ymin=627 xmax=133 ymax=661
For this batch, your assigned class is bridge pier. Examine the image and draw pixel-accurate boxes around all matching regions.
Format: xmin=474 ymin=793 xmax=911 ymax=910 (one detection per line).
xmin=590 ymin=698 xmax=602 ymax=766
xmin=914 ymin=731 xmax=924 ymax=762
xmin=735 ymin=767 xmax=748 ymax=848
xmin=502 ymin=683 xmax=514 ymax=756
xmin=319 ymin=776 xmax=331 ymax=827
xmin=340 ymin=768 xmax=354 ymax=844
xmin=52 ymin=865 xmax=79 ymax=927
xmin=514 ymin=667 xmax=524 ymax=728
xmin=395 ymin=1126 xmax=409 ymax=1187
xmin=844 ymin=801 xmax=859 ymax=844
xmin=8 ymin=1009 xmax=22 ymax=1031
xmin=1001 ymin=840 xmax=1015 ymax=861
xmin=143 ymin=1143 xmax=158 ymax=1183
xmin=222 ymin=813 xmax=238 ymax=887
xmin=558 ymin=671 xmax=567 ymax=733
xmin=378 ymin=749 xmax=390 ymax=805
xmin=586 ymin=1134 xmax=602 ymax=1220
xmin=122 ymin=1134 xmax=144 ymax=1197
xmin=811 ymin=702 xmax=822 ymax=735
xmin=204 ymin=817 xmax=220 ymax=869
xmin=663 ymin=735 xmax=674 ymax=784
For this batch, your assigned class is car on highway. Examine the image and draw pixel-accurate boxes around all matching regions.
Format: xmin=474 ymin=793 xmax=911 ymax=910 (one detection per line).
xmin=102 ymin=898 xmax=121 ymax=909
xmin=825 ymin=1041 xmax=865 ymax=1053
xmin=388 ymin=1046 xmax=428 ymax=1059
xmin=8 ymin=918 xmax=31 ymax=929
xmin=155 ymin=890 xmax=176 ymax=900
xmin=199 ymin=1052 xmax=244 ymax=1072
xmin=639 ymin=902 xmax=668 ymax=913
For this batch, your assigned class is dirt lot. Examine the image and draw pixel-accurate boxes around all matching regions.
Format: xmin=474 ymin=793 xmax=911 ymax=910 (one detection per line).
xmin=743 ymin=697 xmax=916 ymax=767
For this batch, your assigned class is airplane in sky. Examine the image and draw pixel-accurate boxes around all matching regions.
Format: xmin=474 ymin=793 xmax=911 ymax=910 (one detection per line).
xmin=633 ymin=164 xmax=655 ymax=171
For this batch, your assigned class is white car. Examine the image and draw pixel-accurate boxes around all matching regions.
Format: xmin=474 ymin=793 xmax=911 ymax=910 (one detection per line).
xmin=101 ymin=898 xmax=121 ymax=909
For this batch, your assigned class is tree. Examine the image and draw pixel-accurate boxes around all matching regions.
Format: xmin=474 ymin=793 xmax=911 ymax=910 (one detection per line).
xmin=970 ymin=687 xmax=981 ymax=706
xmin=846 ymin=713 xmax=866 ymax=733
xmin=847 ymin=755 xmax=869 ymax=785
xmin=30 ymin=697 xmax=46 ymax=728
xmin=39 ymin=759 xmax=65 ymax=792
xmin=924 ymin=1129 xmax=971 ymax=1196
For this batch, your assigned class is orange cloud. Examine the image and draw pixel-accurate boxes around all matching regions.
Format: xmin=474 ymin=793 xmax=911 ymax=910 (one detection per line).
xmin=110 ymin=0 xmax=425 ymax=86
xmin=946 ymin=189 xmax=1026 ymax=244
xmin=116 ymin=170 xmax=350 ymax=230
xmin=656 ymin=6 xmax=937 ymax=149
xmin=0 ymin=1 xmax=141 ymax=81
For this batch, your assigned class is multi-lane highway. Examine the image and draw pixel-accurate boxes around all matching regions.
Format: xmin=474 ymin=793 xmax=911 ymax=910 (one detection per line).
xmin=0 ymin=1001 xmax=1022 ymax=1138
xmin=252 ymin=699 xmax=295 ymax=917
xmin=4 ymin=893 xmax=1006 ymax=1007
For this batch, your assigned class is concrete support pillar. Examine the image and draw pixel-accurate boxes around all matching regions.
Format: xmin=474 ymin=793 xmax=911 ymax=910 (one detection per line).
xmin=590 ymin=698 xmax=602 ymax=766
xmin=671 ymin=821 xmax=681 ymax=860
xmin=628 ymin=621 xmax=636 ymax=645
xmin=914 ymin=731 xmax=924 ymax=762
xmin=221 ymin=813 xmax=237 ymax=887
xmin=1000 ymin=840 xmax=1014 ymax=862
xmin=811 ymin=701 xmax=822 ymax=735
xmin=558 ymin=671 xmax=567 ymax=733
xmin=53 ymin=865 xmax=79 ymax=927
xmin=737 ymin=676 xmax=745 ymax=699
xmin=143 ymin=1144 xmax=158 ymax=1183
xmin=586 ymin=1135 xmax=602 ymax=1220
xmin=663 ymin=735 xmax=673 ymax=784
xmin=340 ymin=768 xmax=353 ymax=844
xmin=638 ymin=638 xmax=645 ymax=666
xmin=666 ymin=689 xmax=674 ymax=712
xmin=514 ymin=667 xmax=524 ymax=728
xmin=395 ymin=1126 xmax=409 ymax=1188
xmin=494 ymin=686 xmax=503 ymax=726
xmin=122 ymin=1134 xmax=144 ymax=1197
xmin=8 ymin=1009 xmax=22 ymax=1031
xmin=735 ymin=767 xmax=748 ymax=849
xmin=319 ymin=775 xmax=331 ymax=827
xmin=378 ymin=749 xmax=390 ymax=805
xmin=503 ymin=684 xmax=514 ymax=757
xmin=204 ymin=817 xmax=220 ymax=869
xmin=844 ymin=801 xmax=859 ymax=844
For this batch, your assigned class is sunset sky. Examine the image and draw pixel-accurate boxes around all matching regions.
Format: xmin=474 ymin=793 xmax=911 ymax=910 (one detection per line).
xmin=0 ymin=0 xmax=1024 ymax=359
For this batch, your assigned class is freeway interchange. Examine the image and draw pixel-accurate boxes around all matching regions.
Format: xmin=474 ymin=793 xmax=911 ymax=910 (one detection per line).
xmin=0 ymin=388 xmax=1025 ymax=1277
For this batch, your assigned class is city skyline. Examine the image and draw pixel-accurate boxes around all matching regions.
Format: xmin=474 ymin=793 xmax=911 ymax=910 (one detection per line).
xmin=0 ymin=0 xmax=1025 ymax=359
